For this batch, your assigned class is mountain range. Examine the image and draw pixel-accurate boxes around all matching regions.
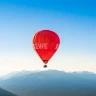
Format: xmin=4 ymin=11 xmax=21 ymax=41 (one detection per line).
xmin=0 ymin=70 xmax=96 ymax=96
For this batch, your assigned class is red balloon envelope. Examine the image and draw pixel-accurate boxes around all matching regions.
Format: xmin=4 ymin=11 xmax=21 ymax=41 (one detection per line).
xmin=32 ymin=30 xmax=60 ymax=67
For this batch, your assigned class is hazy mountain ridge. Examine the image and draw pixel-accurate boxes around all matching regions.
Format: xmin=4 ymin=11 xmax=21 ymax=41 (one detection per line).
xmin=0 ymin=70 xmax=40 ymax=80
xmin=0 ymin=87 xmax=17 ymax=96
xmin=0 ymin=70 xmax=96 ymax=96
xmin=1 ymin=70 xmax=95 ymax=80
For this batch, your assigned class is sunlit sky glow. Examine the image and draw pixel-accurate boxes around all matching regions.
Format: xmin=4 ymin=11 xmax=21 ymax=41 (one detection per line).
xmin=0 ymin=0 xmax=96 ymax=76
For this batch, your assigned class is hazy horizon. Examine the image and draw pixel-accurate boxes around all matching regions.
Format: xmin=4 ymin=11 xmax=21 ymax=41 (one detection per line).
xmin=0 ymin=69 xmax=96 ymax=78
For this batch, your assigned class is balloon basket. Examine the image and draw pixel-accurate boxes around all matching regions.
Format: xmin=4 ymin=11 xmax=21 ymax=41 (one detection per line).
xmin=43 ymin=65 xmax=47 ymax=68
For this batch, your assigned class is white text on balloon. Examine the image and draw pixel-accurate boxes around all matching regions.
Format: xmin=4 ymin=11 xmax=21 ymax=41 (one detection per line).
xmin=33 ymin=43 xmax=48 ymax=49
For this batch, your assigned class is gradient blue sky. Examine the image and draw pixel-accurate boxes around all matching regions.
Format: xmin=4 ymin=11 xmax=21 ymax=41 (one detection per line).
xmin=0 ymin=0 xmax=96 ymax=76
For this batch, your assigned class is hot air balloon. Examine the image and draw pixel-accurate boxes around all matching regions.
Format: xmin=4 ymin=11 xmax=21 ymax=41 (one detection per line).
xmin=32 ymin=30 xmax=60 ymax=68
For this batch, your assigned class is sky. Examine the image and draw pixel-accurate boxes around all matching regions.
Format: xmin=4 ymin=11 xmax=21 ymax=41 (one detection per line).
xmin=0 ymin=0 xmax=96 ymax=76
